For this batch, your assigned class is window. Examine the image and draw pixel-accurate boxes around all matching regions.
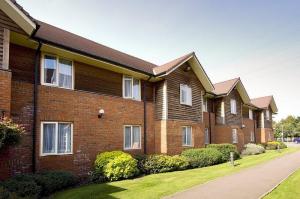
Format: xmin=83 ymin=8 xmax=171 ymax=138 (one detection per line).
xmin=230 ymin=99 xmax=237 ymax=114
xmin=42 ymin=55 xmax=73 ymax=89
xmin=249 ymin=109 xmax=253 ymax=120
xmin=266 ymin=110 xmax=270 ymax=120
xmin=232 ymin=129 xmax=238 ymax=144
xmin=41 ymin=122 xmax=72 ymax=155
xmin=182 ymin=126 xmax=192 ymax=146
xmin=221 ymin=101 xmax=225 ymax=124
xmin=205 ymin=128 xmax=210 ymax=144
xmin=250 ymin=131 xmax=255 ymax=142
xmin=123 ymin=76 xmax=141 ymax=101
xmin=203 ymin=97 xmax=208 ymax=112
xmin=124 ymin=125 xmax=141 ymax=149
xmin=268 ymin=132 xmax=272 ymax=141
xmin=180 ymin=84 xmax=192 ymax=106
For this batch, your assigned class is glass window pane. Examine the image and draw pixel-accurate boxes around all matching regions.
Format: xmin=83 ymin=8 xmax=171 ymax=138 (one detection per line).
xmin=182 ymin=127 xmax=186 ymax=145
xmin=43 ymin=123 xmax=56 ymax=153
xmin=205 ymin=128 xmax=209 ymax=144
xmin=132 ymin=79 xmax=140 ymax=100
xmin=181 ymin=86 xmax=187 ymax=104
xmin=44 ymin=55 xmax=57 ymax=84
xmin=124 ymin=126 xmax=131 ymax=149
xmin=58 ymin=59 xmax=72 ymax=89
xmin=132 ymin=126 xmax=140 ymax=149
xmin=124 ymin=79 xmax=132 ymax=98
xmin=186 ymin=127 xmax=191 ymax=145
xmin=58 ymin=123 xmax=71 ymax=153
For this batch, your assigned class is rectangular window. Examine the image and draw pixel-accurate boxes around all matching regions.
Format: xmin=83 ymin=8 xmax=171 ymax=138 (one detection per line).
xmin=182 ymin=126 xmax=192 ymax=146
xmin=42 ymin=55 xmax=73 ymax=89
xmin=266 ymin=110 xmax=270 ymax=120
xmin=203 ymin=97 xmax=208 ymax=112
xmin=221 ymin=101 xmax=225 ymax=124
xmin=205 ymin=128 xmax=210 ymax=144
xmin=123 ymin=76 xmax=141 ymax=101
xmin=230 ymin=99 xmax=237 ymax=114
xmin=41 ymin=122 xmax=72 ymax=155
xmin=180 ymin=84 xmax=192 ymax=106
xmin=124 ymin=125 xmax=141 ymax=149
xmin=250 ymin=131 xmax=255 ymax=142
xmin=268 ymin=132 xmax=272 ymax=141
xmin=249 ymin=109 xmax=253 ymax=120
xmin=232 ymin=129 xmax=238 ymax=144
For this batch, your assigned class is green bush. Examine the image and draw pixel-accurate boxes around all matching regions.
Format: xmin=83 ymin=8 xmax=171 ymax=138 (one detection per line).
xmin=207 ymin=144 xmax=240 ymax=162
xmin=2 ymin=175 xmax=41 ymax=198
xmin=34 ymin=171 xmax=77 ymax=196
xmin=140 ymin=155 xmax=189 ymax=174
xmin=0 ymin=186 xmax=16 ymax=199
xmin=103 ymin=153 xmax=138 ymax=181
xmin=181 ymin=148 xmax=222 ymax=168
xmin=242 ymin=143 xmax=265 ymax=156
xmin=0 ymin=118 xmax=24 ymax=150
xmin=94 ymin=151 xmax=126 ymax=174
xmin=266 ymin=141 xmax=287 ymax=150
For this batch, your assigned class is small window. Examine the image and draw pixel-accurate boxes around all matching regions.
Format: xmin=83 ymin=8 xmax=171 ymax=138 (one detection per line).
xmin=266 ymin=110 xmax=270 ymax=120
xmin=203 ymin=97 xmax=208 ymax=112
xmin=41 ymin=122 xmax=72 ymax=155
xmin=205 ymin=128 xmax=210 ymax=144
xmin=230 ymin=99 xmax=237 ymax=114
xmin=123 ymin=76 xmax=141 ymax=101
xmin=250 ymin=131 xmax=255 ymax=142
xmin=221 ymin=101 xmax=225 ymax=124
xmin=232 ymin=129 xmax=238 ymax=144
xmin=249 ymin=109 xmax=253 ymax=120
xmin=42 ymin=55 xmax=73 ymax=89
xmin=182 ymin=126 xmax=192 ymax=146
xmin=124 ymin=125 xmax=141 ymax=149
xmin=180 ymin=84 xmax=192 ymax=106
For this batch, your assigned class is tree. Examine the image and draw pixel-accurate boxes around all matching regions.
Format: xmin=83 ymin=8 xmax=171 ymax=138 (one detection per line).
xmin=273 ymin=115 xmax=300 ymax=138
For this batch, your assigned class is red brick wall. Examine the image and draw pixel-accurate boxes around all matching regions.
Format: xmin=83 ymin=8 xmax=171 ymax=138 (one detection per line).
xmin=256 ymin=128 xmax=274 ymax=144
xmin=243 ymin=118 xmax=256 ymax=144
xmin=213 ymin=125 xmax=244 ymax=151
xmin=35 ymin=85 xmax=155 ymax=176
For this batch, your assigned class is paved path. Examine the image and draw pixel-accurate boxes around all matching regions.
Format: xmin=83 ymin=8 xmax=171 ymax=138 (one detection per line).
xmin=167 ymin=150 xmax=300 ymax=199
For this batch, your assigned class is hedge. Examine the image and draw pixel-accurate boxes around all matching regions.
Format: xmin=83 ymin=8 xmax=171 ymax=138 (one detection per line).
xmin=207 ymin=144 xmax=240 ymax=162
xmin=181 ymin=148 xmax=222 ymax=168
xmin=266 ymin=141 xmax=287 ymax=150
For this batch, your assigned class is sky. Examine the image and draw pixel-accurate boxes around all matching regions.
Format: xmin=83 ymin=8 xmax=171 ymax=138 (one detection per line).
xmin=18 ymin=0 xmax=300 ymax=121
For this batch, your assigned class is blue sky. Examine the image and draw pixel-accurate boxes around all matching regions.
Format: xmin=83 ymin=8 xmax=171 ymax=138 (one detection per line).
xmin=18 ymin=0 xmax=300 ymax=121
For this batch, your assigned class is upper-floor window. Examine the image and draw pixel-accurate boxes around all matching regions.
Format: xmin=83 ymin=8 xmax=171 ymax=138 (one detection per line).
xmin=180 ymin=84 xmax=192 ymax=106
xmin=266 ymin=110 xmax=270 ymax=120
xmin=232 ymin=128 xmax=238 ymax=144
xmin=230 ymin=99 xmax=237 ymax=114
xmin=221 ymin=101 xmax=225 ymax=124
xmin=202 ymin=97 xmax=208 ymax=112
xmin=182 ymin=126 xmax=192 ymax=146
xmin=123 ymin=76 xmax=141 ymax=101
xmin=42 ymin=55 xmax=73 ymax=89
xmin=249 ymin=109 xmax=253 ymax=120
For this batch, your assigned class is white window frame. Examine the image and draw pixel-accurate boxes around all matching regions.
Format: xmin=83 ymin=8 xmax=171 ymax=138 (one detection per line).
xmin=182 ymin=126 xmax=193 ymax=146
xmin=230 ymin=99 xmax=237 ymax=114
xmin=249 ymin=109 xmax=253 ymax=120
xmin=122 ymin=75 xmax=141 ymax=101
xmin=123 ymin=125 xmax=142 ymax=150
xmin=203 ymin=97 xmax=208 ymax=112
xmin=266 ymin=110 xmax=270 ymax=120
xmin=232 ymin=128 xmax=238 ymax=144
xmin=40 ymin=121 xmax=73 ymax=156
xmin=180 ymin=84 xmax=192 ymax=106
xmin=41 ymin=54 xmax=74 ymax=90
xmin=250 ymin=131 xmax=255 ymax=142
xmin=205 ymin=128 xmax=210 ymax=144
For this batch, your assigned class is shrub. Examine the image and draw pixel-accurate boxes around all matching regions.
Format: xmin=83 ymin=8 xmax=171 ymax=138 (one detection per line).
xmin=266 ymin=141 xmax=287 ymax=150
xmin=242 ymin=143 xmax=265 ymax=156
xmin=103 ymin=153 xmax=138 ymax=181
xmin=0 ymin=186 xmax=14 ymax=199
xmin=2 ymin=175 xmax=41 ymax=198
xmin=0 ymin=118 xmax=24 ymax=150
xmin=181 ymin=148 xmax=222 ymax=168
xmin=140 ymin=155 xmax=189 ymax=174
xmin=34 ymin=171 xmax=77 ymax=196
xmin=207 ymin=144 xmax=240 ymax=162
xmin=94 ymin=151 xmax=126 ymax=174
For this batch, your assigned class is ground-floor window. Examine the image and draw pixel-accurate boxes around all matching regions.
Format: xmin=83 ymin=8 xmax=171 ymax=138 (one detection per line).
xmin=250 ymin=131 xmax=255 ymax=142
xmin=41 ymin=122 xmax=73 ymax=156
xmin=182 ymin=126 xmax=192 ymax=146
xmin=205 ymin=128 xmax=210 ymax=144
xmin=268 ymin=132 xmax=272 ymax=141
xmin=232 ymin=128 xmax=238 ymax=144
xmin=124 ymin=125 xmax=141 ymax=150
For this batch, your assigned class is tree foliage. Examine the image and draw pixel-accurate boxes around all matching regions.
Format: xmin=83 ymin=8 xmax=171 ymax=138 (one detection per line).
xmin=0 ymin=117 xmax=24 ymax=150
xmin=273 ymin=115 xmax=300 ymax=138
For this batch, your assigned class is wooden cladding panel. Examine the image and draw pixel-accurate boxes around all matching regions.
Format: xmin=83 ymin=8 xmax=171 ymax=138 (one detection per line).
xmin=165 ymin=63 xmax=204 ymax=122
xmin=0 ymin=27 xmax=3 ymax=67
xmin=155 ymin=80 xmax=165 ymax=120
xmin=0 ymin=9 xmax=26 ymax=35
xmin=224 ymin=89 xmax=243 ymax=126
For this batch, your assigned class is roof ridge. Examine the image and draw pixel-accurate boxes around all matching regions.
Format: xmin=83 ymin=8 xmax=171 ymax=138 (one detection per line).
xmin=213 ymin=77 xmax=240 ymax=85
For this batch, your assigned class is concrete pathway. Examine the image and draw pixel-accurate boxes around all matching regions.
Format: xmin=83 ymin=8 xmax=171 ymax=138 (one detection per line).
xmin=167 ymin=150 xmax=300 ymax=199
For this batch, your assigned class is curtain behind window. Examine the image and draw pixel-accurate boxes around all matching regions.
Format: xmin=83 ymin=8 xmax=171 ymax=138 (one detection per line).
xmin=43 ymin=123 xmax=56 ymax=153
xmin=132 ymin=79 xmax=140 ymax=100
xmin=44 ymin=55 xmax=57 ymax=84
xmin=124 ymin=79 xmax=132 ymax=98
xmin=132 ymin=126 xmax=140 ymax=148
xmin=125 ymin=126 xmax=131 ymax=148
xmin=59 ymin=59 xmax=72 ymax=89
xmin=58 ymin=123 xmax=71 ymax=153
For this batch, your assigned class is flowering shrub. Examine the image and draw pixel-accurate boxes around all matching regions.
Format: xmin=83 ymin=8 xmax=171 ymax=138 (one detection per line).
xmin=242 ymin=143 xmax=265 ymax=155
xmin=0 ymin=118 xmax=24 ymax=150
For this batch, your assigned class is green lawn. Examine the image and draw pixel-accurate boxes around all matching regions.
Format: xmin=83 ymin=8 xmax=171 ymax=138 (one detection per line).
xmin=264 ymin=168 xmax=300 ymax=199
xmin=52 ymin=148 xmax=299 ymax=199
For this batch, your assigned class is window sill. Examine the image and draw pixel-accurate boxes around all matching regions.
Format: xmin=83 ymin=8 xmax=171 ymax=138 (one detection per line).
xmin=182 ymin=145 xmax=193 ymax=147
xmin=180 ymin=103 xmax=192 ymax=107
xmin=124 ymin=148 xmax=142 ymax=150
xmin=41 ymin=83 xmax=74 ymax=90
xmin=40 ymin=152 xmax=73 ymax=157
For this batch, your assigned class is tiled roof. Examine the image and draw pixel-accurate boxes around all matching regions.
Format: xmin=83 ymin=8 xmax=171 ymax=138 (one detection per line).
xmin=251 ymin=96 xmax=273 ymax=109
xmin=212 ymin=78 xmax=240 ymax=95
